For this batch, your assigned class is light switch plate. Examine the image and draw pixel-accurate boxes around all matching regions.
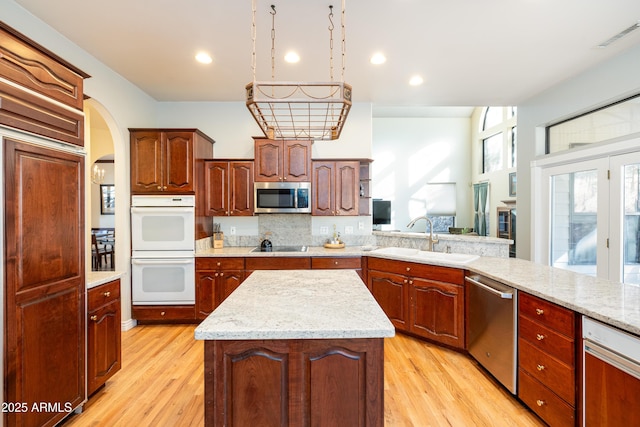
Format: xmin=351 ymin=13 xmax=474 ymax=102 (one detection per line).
xmin=320 ymin=226 xmax=329 ymax=234
xmin=229 ymin=226 xmax=236 ymax=235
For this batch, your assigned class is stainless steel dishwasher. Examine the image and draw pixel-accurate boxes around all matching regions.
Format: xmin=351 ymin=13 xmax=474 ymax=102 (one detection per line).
xmin=466 ymin=275 xmax=518 ymax=394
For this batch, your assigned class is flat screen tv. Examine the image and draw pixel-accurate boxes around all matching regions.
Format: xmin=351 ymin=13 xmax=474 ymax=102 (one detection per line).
xmin=372 ymin=199 xmax=391 ymax=225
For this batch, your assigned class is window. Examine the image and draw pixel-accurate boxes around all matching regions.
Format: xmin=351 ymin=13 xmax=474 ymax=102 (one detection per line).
xmin=480 ymin=106 xmax=517 ymax=174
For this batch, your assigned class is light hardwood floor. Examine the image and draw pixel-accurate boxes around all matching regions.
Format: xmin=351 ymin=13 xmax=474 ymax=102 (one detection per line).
xmin=62 ymin=325 xmax=544 ymax=427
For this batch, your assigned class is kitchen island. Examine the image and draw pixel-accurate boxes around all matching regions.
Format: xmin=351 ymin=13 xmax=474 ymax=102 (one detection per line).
xmin=194 ymin=269 xmax=395 ymax=427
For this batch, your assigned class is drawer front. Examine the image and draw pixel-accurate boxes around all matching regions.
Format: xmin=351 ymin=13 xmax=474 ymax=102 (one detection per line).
xmin=519 ymin=315 xmax=575 ymax=366
xmin=519 ymin=338 xmax=575 ymax=405
xmin=246 ymin=256 xmax=311 ymax=270
xmin=311 ymin=257 xmax=361 ymax=269
xmin=132 ymin=305 xmax=196 ymax=322
xmin=196 ymin=257 xmax=245 ymax=271
xmin=519 ymin=293 xmax=575 ymax=337
xmin=367 ymin=257 xmax=463 ymax=284
xmin=519 ymin=369 xmax=575 ymax=427
xmin=88 ymin=280 xmax=121 ymax=310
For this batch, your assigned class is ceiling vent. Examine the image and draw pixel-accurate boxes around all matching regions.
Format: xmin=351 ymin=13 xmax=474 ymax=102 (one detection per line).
xmin=596 ymin=21 xmax=640 ymax=48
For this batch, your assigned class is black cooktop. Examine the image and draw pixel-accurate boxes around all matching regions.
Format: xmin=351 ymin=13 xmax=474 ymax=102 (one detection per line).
xmin=252 ymin=245 xmax=308 ymax=253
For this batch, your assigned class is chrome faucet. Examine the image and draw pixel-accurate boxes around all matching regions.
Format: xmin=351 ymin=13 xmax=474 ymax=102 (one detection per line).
xmin=407 ymin=216 xmax=439 ymax=251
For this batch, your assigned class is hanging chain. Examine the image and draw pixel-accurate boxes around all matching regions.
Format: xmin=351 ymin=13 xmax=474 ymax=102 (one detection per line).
xmin=270 ymin=4 xmax=276 ymax=82
xmin=251 ymin=0 xmax=257 ymax=81
xmin=341 ymin=0 xmax=346 ymax=81
xmin=328 ymin=5 xmax=334 ymax=82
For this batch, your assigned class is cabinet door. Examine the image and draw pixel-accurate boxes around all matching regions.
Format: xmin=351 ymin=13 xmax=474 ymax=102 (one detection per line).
xmin=255 ymin=139 xmax=282 ymax=181
xmin=312 ymin=161 xmax=335 ymax=215
xmin=409 ymin=278 xmax=465 ymax=348
xmin=163 ymin=131 xmax=194 ymax=192
xmin=334 ymin=161 xmax=359 ymax=215
xmin=204 ymin=161 xmax=229 ymax=216
xmin=196 ymin=272 xmax=217 ymax=320
xmin=283 ymin=140 xmax=311 ymax=181
xmin=368 ymin=270 xmax=408 ymax=330
xmin=229 ymin=161 xmax=254 ymax=216
xmin=87 ymin=299 xmax=121 ymax=395
xmin=4 ymin=138 xmax=85 ymax=426
xmin=217 ymin=270 xmax=246 ymax=305
xmin=130 ymin=130 xmax=163 ymax=193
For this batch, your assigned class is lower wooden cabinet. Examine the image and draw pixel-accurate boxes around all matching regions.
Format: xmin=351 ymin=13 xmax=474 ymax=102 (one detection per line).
xmin=205 ymin=338 xmax=385 ymax=426
xmin=311 ymin=256 xmax=363 ymax=280
xmin=87 ymin=279 xmax=122 ymax=395
xmin=196 ymin=257 xmax=246 ymax=320
xmin=132 ymin=305 xmax=196 ymax=322
xmin=518 ymin=292 xmax=577 ymax=426
xmin=366 ymin=257 xmax=465 ymax=349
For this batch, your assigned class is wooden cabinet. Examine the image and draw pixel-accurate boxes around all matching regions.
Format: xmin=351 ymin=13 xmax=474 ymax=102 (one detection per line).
xmin=359 ymin=160 xmax=373 ymax=216
xmin=195 ymin=257 xmax=246 ymax=319
xmin=0 ymin=22 xmax=89 ymax=146
xmin=312 ymin=160 xmax=360 ymax=216
xmin=87 ymin=280 xmax=122 ymax=395
xmin=4 ymin=138 xmax=86 ymax=426
xmin=129 ymin=128 xmax=214 ymax=194
xmin=204 ymin=160 xmax=254 ymax=216
xmin=131 ymin=305 xmax=196 ymax=322
xmin=245 ymin=256 xmax=311 ymax=272
xmin=254 ymin=138 xmax=312 ymax=182
xmin=205 ymin=338 xmax=384 ymax=426
xmin=518 ymin=292 xmax=577 ymax=427
xmin=311 ymin=256 xmax=363 ymax=280
xmin=366 ymin=257 xmax=465 ymax=349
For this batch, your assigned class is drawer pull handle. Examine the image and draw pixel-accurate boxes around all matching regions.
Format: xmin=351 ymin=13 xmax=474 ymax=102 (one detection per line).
xmin=536 ymin=364 xmax=545 ymax=371
xmin=90 ymin=315 xmax=98 ymax=321
xmin=536 ymin=334 xmax=545 ymax=341
xmin=536 ymin=308 xmax=544 ymax=315
xmin=406 ymin=267 xmax=411 ymax=272
xmin=536 ymin=399 xmax=546 ymax=407
xmin=103 ymin=291 xmax=111 ymax=297
xmin=161 ymin=311 xmax=166 ymax=316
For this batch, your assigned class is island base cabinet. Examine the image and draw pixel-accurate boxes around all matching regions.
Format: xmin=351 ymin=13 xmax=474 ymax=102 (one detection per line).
xmin=205 ymin=338 xmax=385 ymax=427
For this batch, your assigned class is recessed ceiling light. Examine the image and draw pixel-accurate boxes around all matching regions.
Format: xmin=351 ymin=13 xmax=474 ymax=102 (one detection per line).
xmin=284 ymin=51 xmax=300 ymax=63
xmin=370 ymin=53 xmax=386 ymax=65
xmin=195 ymin=52 xmax=212 ymax=64
xmin=409 ymin=75 xmax=424 ymax=86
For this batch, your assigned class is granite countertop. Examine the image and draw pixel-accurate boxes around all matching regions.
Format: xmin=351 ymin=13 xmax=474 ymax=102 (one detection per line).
xmin=194 ymin=269 xmax=395 ymax=341
xmin=196 ymin=245 xmax=371 ymax=257
xmin=86 ymin=271 xmax=124 ymax=289
xmin=198 ymin=244 xmax=640 ymax=336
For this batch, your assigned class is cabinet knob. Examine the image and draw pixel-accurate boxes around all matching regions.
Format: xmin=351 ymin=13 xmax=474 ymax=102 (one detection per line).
xmin=157 ymin=186 xmax=162 ymax=190
xmin=90 ymin=315 xmax=98 ymax=321
xmin=535 ymin=308 xmax=544 ymax=315
xmin=163 ymin=186 xmax=167 ymax=190
xmin=334 ymin=261 xmax=339 ymax=265
xmin=406 ymin=267 xmax=411 ymax=272
xmin=536 ymin=364 xmax=545 ymax=371
xmin=283 ymin=176 xmax=287 ymax=180
xmin=536 ymin=400 xmax=546 ymax=407
xmin=217 ymin=262 xmax=221 ymax=267
xmin=103 ymin=291 xmax=111 ymax=298
xmin=536 ymin=334 xmax=545 ymax=341
xmin=403 ymin=279 xmax=408 ymax=284
xmin=409 ymin=280 xmax=413 ymax=285
xmin=160 ymin=311 xmax=166 ymax=316
xmin=214 ymin=273 xmax=219 ymax=277
xmin=220 ymin=272 xmax=224 ymax=276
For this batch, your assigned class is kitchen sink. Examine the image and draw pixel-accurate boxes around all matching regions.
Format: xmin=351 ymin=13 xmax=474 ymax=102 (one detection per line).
xmin=370 ymin=247 xmax=479 ymax=265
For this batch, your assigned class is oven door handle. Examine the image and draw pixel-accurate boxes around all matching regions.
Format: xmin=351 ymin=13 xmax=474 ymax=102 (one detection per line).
xmin=132 ymin=258 xmax=194 ymax=265
xmin=465 ymin=276 xmax=513 ymax=299
xmin=131 ymin=207 xmax=194 ymax=214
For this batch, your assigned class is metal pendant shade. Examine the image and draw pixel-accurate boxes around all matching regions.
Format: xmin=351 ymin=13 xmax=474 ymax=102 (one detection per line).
xmin=246 ymin=1 xmax=351 ymax=141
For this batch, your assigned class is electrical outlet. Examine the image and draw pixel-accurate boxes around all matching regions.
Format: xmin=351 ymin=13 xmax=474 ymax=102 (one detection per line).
xmin=345 ymin=226 xmax=354 ymax=234
xmin=320 ymin=226 xmax=329 ymax=234
xmin=358 ymin=221 xmax=364 ymax=230
xmin=229 ymin=226 xmax=236 ymax=235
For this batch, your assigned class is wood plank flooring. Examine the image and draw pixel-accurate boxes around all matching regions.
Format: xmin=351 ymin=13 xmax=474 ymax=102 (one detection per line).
xmin=61 ymin=325 xmax=544 ymax=427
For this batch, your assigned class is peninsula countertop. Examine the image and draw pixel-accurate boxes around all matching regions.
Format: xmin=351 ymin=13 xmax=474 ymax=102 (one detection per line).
xmin=194 ymin=269 xmax=395 ymax=341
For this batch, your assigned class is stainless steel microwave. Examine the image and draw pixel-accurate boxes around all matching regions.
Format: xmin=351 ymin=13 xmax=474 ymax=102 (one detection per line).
xmin=254 ymin=182 xmax=311 ymax=213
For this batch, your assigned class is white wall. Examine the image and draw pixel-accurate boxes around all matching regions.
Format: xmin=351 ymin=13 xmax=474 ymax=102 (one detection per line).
xmin=518 ymin=43 xmax=640 ymax=260
xmin=372 ymin=117 xmax=472 ymax=232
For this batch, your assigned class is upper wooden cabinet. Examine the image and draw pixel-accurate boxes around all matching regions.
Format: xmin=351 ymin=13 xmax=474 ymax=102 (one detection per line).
xmin=130 ymin=129 xmax=214 ymax=194
xmin=0 ymin=22 xmax=89 ymax=146
xmin=254 ymin=138 xmax=312 ymax=182
xmin=204 ymin=160 xmax=254 ymax=216
xmin=312 ymin=160 xmax=360 ymax=216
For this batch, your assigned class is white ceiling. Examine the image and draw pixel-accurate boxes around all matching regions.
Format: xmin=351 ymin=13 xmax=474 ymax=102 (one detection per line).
xmin=14 ymin=0 xmax=640 ymax=113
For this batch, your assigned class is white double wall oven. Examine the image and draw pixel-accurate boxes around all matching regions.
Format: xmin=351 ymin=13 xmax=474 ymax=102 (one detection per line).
xmin=131 ymin=195 xmax=195 ymax=305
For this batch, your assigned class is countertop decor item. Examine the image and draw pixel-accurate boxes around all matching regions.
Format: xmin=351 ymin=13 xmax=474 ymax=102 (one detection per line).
xmin=323 ymin=242 xmax=345 ymax=249
xmin=245 ymin=1 xmax=351 ymax=140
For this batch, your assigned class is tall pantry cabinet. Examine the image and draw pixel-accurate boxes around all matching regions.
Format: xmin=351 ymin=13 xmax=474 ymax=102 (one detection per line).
xmin=1 ymin=22 xmax=90 ymax=426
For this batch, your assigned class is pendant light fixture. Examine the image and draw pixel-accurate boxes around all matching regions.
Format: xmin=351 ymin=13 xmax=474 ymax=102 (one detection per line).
xmin=246 ymin=1 xmax=352 ymax=141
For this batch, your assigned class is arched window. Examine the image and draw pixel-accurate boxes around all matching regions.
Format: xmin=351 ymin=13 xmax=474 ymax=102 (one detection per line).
xmin=480 ymin=107 xmax=517 ymax=173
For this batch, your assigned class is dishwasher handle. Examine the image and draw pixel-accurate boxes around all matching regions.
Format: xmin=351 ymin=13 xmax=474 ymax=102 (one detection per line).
xmin=465 ymin=276 xmax=513 ymax=299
